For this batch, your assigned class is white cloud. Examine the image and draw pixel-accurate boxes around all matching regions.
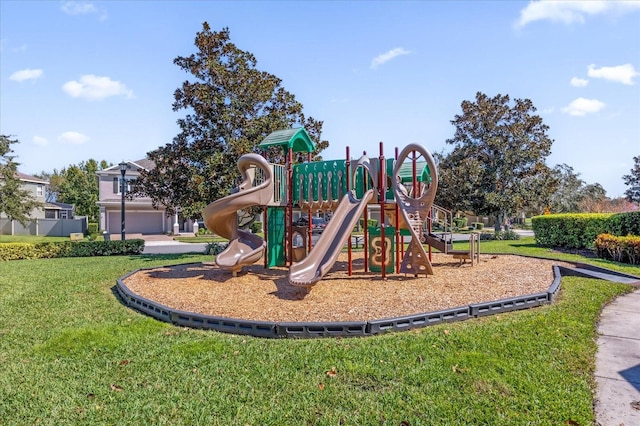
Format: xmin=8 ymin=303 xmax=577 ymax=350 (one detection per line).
xmin=32 ymin=136 xmax=49 ymax=147
xmin=370 ymin=47 xmax=411 ymax=69
xmin=570 ymin=77 xmax=589 ymax=87
xmin=562 ymin=97 xmax=606 ymax=116
xmin=61 ymin=1 xmax=96 ymax=15
xmin=587 ymin=64 xmax=639 ymax=85
xmin=62 ymin=74 xmax=134 ymax=101
xmin=61 ymin=1 xmax=108 ymax=21
xmin=9 ymin=68 xmax=43 ymax=82
xmin=58 ymin=131 xmax=89 ymax=145
xmin=515 ymin=0 xmax=640 ymax=28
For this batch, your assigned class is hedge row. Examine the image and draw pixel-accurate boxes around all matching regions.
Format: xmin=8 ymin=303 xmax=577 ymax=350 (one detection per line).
xmin=595 ymin=233 xmax=640 ymax=265
xmin=606 ymin=211 xmax=640 ymax=236
xmin=0 ymin=239 xmax=145 ymax=261
xmin=532 ymin=213 xmax=612 ymax=249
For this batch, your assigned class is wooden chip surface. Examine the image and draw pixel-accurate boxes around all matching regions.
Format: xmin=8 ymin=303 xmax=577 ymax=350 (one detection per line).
xmin=123 ymin=253 xmax=568 ymax=323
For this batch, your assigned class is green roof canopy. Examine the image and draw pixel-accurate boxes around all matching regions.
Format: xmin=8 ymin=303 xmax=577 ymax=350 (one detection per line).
xmin=395 ymin=160 xmax=432 ymax=183
xmin=258 ymin=128 xmax=315 ymax=153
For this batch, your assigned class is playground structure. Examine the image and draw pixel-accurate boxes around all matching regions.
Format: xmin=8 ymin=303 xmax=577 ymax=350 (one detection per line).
xmin=115 ymin=127 xmax=638 ymax=338
xmin=202 ymin=128 xmax=480 ymax=286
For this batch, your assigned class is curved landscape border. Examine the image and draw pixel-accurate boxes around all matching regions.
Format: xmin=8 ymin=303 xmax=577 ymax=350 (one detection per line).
xmin=114 ymin=259 xmax=586 ymax=338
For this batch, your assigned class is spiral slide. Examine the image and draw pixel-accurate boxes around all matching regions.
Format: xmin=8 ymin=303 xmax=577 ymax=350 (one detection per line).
xmin=289 ymin=189 xmax=375 ymax=287
xmin=202 ymin=154 xmax=274 ymax=276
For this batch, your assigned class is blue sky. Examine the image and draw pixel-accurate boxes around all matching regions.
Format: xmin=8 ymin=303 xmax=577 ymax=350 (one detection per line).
xmin=1 ymin=1 xmax=639 ymax=198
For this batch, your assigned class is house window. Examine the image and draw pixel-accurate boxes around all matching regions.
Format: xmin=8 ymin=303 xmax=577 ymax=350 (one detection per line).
xmin=113 ymin=177 xmax=135 ymax=194
xmin=60 ymin=211 xmax=68 ymax=219
xmin=37 ymin=185 xmax=43 ymax=196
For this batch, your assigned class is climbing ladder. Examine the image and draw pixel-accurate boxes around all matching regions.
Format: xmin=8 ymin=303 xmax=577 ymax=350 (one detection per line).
xmin=423 ymin=205 xmax=480 ymax=265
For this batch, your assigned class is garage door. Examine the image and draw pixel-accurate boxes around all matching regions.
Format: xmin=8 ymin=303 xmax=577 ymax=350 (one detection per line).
xmin=108 ymin=212 xmax=164 ymax=234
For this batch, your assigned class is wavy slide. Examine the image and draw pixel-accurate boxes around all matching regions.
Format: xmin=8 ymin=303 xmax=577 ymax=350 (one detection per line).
xmin=202 ymin=154 xmax=273 ymax=276
xmin=289 ymin=189 xmax=375 ymax=287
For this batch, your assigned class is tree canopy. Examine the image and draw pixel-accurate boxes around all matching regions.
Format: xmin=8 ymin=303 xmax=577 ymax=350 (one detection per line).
xmin=38 ymin=159 xmax=109 ymax=222
xmin=135 ymin=22 xmax=328 ymax=219
xmin=546 ymin=164 xmax=606 ymax=213
xmin=434 ymin=92 xmax=556 ymax=230
xmin=548 ymin=164 xmax=584 ymax=213
xmin=0 ymin=135 xmax=42 ymax=226
xmin=623 ymin=155 xmax=640 ymax=204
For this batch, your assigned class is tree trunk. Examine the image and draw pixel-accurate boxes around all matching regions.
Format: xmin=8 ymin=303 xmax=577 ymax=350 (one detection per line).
xmin=494 ymin=213 xmax=503 ymax=233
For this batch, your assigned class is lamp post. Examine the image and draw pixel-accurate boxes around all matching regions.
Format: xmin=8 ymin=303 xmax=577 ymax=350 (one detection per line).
xmin=119 ymin=161 xmax=127 ymax=241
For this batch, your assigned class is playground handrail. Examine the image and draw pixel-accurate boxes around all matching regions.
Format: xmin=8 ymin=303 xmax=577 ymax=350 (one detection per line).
xmin=429 ymin=204 xmax=454 ymax=245
xmin=254 ymin=163 xmax=286 ymax=206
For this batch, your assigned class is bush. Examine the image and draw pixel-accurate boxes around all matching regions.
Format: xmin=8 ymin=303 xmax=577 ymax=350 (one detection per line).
xmin=205 ymin=242 xmax=228 ymax=255
xmin=595 ymin=233 xmax=640 ymax=264
xmin=532 ymin=213 xmax=611 ymax=249
xmin=479 ymin=230 xmax=521 ymax=241
xmin=358 ymin=218 xmax=378 ymax=230
xmin=66 ymin=240 xmax=145 ymax=257
xmin=471 ymin=222 xmax=484 ymax=230
xmin=606 ymin=212 xmax=640 ymax=236
xmin=33 ymin=242 xmax=73 ymax=258
xmin=453 ymin=217 xmax=468 ymax=229
xmin=0 ymin=243 xmax=40 ymax=261
xmin=368 ymin=219 xmax=378 ymax=228
xmin=250 ymin=221 xmax=262 ymax=234
xmin=0 ymin=239 xmax=145 ymax=261
xmin=198 ymin=226 xmax=211 ymax=235
xmin=88 ymin=222 xmax=99 ymax=235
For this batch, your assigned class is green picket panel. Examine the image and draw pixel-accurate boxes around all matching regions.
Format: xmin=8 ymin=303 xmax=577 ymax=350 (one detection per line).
xmin=267 ymin=207 xmax=285 ymax=267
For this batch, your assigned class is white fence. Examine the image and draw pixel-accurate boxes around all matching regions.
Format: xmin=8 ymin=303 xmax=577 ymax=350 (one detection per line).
xmin=0 ymin=217 xmax=88 ymax=237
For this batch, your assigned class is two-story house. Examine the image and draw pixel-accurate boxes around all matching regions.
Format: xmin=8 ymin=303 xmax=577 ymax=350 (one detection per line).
xmin=0 ymin=172 xmax=48 ymax=219
xmin=1 ymin=172 xmax=79 ymax=235
xmin=13 ymin=173 xmax=75 ymax=220
xmin=96 ymin=159 xmax=194 ymax=236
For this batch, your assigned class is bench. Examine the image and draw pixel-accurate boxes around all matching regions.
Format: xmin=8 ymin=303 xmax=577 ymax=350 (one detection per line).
xmin=449 ymin=250 xmax=471 ymax=265
xmin=351 ymin=235 xmax=364 ymax=249
xmin=69 ymin=233 xmax=84 ymax=241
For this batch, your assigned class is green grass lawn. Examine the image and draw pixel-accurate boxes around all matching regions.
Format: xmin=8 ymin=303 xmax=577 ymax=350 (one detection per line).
xmin=0 ymin=235 xmax=72 ymax=243
xmin=453 ymin=236 xmax=639 ymax=275
xmin=0 ymin=234 xmax=111 ymax=243
xmin=0 ymin=241 xmax=637 ymax=425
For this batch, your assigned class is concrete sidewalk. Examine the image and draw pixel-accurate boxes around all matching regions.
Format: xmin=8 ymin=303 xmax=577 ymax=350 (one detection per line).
xmin=139 ymin=234 xmax=208 ymax=255
xmin=595 ymin=288 xmax=640 ymax=425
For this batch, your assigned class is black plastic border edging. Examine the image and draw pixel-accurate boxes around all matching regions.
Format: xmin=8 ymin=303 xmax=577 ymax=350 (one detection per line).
xmin=548 ymin=266 xmax=562 ymax=301
xmin=116 ymin=261 xmax=593 ymax=338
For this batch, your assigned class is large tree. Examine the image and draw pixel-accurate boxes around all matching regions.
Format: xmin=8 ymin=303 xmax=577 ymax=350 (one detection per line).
xmin=435 ymin=92 xmax=556 ymax=231
xmin=548 ymin=163 xmax=585 ymax=213
xmin=623 ymin=155 xmax=640 ymax=204
xmin=0 ymin=135 xmax=42 ymax=226
xmin=36 ymin=170 xmax=64 ymax=203
xmin=577 ymin=182 xmax=607 ymax=212
xmin=37 ymin=159 xmax=109 ymax=222
xmin=135 ymin=23 xmax=328 ymax=219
